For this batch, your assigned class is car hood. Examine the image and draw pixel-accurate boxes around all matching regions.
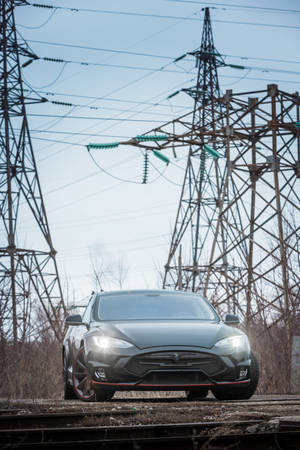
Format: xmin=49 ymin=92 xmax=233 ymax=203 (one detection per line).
xmin=93 ymin=320 xmax=233 ymax=349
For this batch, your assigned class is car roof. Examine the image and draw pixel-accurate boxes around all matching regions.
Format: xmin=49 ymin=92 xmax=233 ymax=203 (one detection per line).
xmin=96 ymin=289 xmax=204 ymax=298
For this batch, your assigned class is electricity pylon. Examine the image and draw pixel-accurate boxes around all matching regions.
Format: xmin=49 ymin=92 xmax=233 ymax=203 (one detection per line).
xmin=161 ymin=9 xmax=299 ymax=326
xmin=86 ymin=8 xmax=300 ymax=327
xmin=162 ymin=7 xmax=229 ymax=294
xmin=0 ymin=0 xmax=66 ymax=343
xmin=116 ymin=84 xmax=300 ymax=326
xmin=104 ymin=10 xmax=300 ymax=326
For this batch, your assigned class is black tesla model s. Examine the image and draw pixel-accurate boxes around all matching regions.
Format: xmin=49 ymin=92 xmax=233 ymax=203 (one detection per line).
xmin=63 ymin=290 xmax=259 ymax=401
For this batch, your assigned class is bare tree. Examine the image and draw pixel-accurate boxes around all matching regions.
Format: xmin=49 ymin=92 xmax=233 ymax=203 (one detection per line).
xmin=108 ymin=257 xmax=129 ymax=289
xmin=89 ymin=244 xmax=129 ymax=291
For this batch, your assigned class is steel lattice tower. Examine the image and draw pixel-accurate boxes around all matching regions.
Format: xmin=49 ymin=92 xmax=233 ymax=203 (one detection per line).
xmin=128 ymin=86 xmax=300 ymax=324
xmin=122 ymin=9 xmax=300 ymax=327
xmin=0 ymin=0 xmax=66 ymax=343
xmin=162 ymin=8 xmax=229 ymax=294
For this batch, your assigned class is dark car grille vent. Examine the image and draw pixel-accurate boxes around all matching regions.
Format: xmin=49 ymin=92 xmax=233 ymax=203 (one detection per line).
xmin=126 ymin=351 xmax=224 ymax=377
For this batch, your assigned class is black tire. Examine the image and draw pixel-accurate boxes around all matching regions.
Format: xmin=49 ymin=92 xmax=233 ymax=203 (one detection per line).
xmin=95 ymin=389 xmax=115 ymax=402
xmin=186 ymin=388 xmax=209 ymax=400
xmin=64 ymin=380 xmax=77 ymax=400
xmin=72 ymin=347 xmax=96 ymax=402
xmin=63 ymin=353 xmax=77 ymax=400
xmin=212 ymin=352 xmax=259 ymax=401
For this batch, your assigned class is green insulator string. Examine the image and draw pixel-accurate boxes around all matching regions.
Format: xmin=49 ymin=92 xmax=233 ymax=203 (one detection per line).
xmin=199 ymin=149 xmax=206 ymax=191
xmin=135 ymin=134 xmax=168 ymax=142
xmin=142 ymin=151 xmax=149 ymax=184
xmin=87 ymin=142 xmax=119 ymax=150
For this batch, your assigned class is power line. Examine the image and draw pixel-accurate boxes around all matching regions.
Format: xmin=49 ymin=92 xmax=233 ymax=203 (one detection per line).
xmin=28 ymin=39 xmax=175 ymax=61
xmin=149 ymin=160 xmax=182 ymax=187
xmin=29 ymin=63 xmax=68 ymax=89
xmin=25 ymin=39 xmax=300 ymax=85
xmin=28 ymin=3 xmax=203 ymax=21
xmin=41 ymin=99 xmax=184 ymax=118
xmin=88 ymin=150 xmax=169 ymax=185
xmin=31 ymin=69 xmax=300 ymax=164
xmin=43 ymin=155 xmax=139 ymax=196
xmin=28 ymin=40 xmax=300 ymax=64
xmin=28 ymin=113 xmax=165 ymax=123
xmin=30 ymin=129 xmax=133 ymax=139
xmin=21 ymin=200 xmax=177 ymax=229
xmin=58 ymin=242 xmax=170 ymax=261
xmin=85 ymin=152 xmax=143 ymax=185
xmin=59 ymin=232 xmax=171 ymax=256
xmin=36 ymin=54 xmax=300 ymax=77
xmin=29 ymin=66 xmax=300 ymax=168
xmin=25 ymin=53 xmax=188 ymax=132
xmin=47 ymin=182 xmax=123 ymax=214
xmin=220 ymin=73 xmax=300 ymax=86
xmin=17 ymin=8 xmax=57 ymax=29
xmin=28 ymin=75 xmax=197 ymax=163
xmin=222 ymin=54 xmax=300 ymax=66
xmin=27 ymin=40 xmax=300 ymax=67
xmin=27 ymin=40 xmax=300 ymax=64
xmin=213 ymin=18 xmax=300 ymax=30
xmin=27 ymin=4 xmax=300 ymax=30
xmin=29 ymin=89 xmax=190 ymax=109
xmin=167 ymin=1 xmax=300 ymax=14
xmin=35 ymin=56 xmax=193 ymax=75
xmin=30 ymin=135 xmax=85 ymax=147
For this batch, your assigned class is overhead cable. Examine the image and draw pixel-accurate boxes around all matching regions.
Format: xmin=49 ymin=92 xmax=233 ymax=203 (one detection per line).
xmin=27 ymin=4 xmax=300 ymax=30
xmin=28 ymin=113 xmax=165 ymax=123
xmin=88 ymin=150 xmax=168 ymax=185
xmin=34 ymin=54 xmax=300 ymax=77
xmin=17 ymin=8 xmax=57 ymax=29
xmin=27 ymin=40 xmax=300 ymax=67
xmin=167 ymin=1 xmax=300 ymax=14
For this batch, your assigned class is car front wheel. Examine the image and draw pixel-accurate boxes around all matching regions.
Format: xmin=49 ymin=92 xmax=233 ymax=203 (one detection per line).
xmin=72 ymin=347 xmax=96 ymax=402
xmin=211 ymin=352 xmax=259 ymax=401
xmin=63 ymin=353 xmax=77 ymax=400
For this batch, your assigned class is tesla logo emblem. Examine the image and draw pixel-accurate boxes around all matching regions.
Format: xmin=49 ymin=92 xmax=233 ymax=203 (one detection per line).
xmin=173 ymin=353 xmax=180 ymax=362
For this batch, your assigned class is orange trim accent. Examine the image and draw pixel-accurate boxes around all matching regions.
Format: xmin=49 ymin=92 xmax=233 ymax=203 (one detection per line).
xmin=91 ymin=379 xmax=250 ymax=387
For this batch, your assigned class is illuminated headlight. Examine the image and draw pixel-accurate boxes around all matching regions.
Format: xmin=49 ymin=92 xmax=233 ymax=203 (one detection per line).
xmin=214 ymin=335 xmax=250 ymax=354
xmin=92 ymin=336 xmax=133 ymax=350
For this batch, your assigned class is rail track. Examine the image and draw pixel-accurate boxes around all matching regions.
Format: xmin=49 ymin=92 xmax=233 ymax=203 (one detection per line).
xmin=0 ymin=409 xmax=137 ymax=430
xmin=1 ymin=396 xmax=300 ymax=449
xmin=1 ymin=419 xmax=300 ymax=449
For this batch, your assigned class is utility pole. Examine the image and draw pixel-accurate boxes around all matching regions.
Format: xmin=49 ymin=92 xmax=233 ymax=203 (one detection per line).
xmin=0 ymin=0 xmax=66 ymax=343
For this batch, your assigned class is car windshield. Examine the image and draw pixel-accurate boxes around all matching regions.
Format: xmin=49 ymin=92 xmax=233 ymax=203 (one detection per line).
xmin=97 ymin=292 xmax=218 ymax=321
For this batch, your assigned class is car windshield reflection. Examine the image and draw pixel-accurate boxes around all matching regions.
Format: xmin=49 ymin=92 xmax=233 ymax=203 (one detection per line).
xmin=97 ymin=292 xmax=218 ymax=321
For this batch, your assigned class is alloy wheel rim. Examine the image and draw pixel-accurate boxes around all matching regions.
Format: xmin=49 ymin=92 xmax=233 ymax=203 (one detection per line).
xmin=72 ymin=348 xmax=94 ymax=400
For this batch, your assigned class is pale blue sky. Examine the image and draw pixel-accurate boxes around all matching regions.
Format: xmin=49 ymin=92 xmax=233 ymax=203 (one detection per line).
xmin=14 ymin=0 xmax=300 ymax=303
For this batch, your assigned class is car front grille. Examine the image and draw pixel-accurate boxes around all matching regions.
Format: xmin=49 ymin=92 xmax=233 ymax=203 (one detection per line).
xmin=141 ymin=371 xmax=209 ymax=385
xmin=126 ymin=351 xmax=224 ymax=377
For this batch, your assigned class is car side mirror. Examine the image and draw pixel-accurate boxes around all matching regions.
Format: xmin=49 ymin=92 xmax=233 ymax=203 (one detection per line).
xmin=65 ymin=314 xmax=84 ymax=326
xmin=224 ymin=313 xmax=240 ymax=325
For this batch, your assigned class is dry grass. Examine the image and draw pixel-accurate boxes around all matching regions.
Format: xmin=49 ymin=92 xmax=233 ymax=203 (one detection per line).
xmin=0 ymin=338 xmax=62 ymax=399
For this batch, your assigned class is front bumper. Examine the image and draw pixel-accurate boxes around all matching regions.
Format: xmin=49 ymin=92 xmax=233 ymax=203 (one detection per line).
xmin=91 ymin=378 xmax=250 ymax=391
xmin=85 ymin=346 xmax=251 ymax=391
